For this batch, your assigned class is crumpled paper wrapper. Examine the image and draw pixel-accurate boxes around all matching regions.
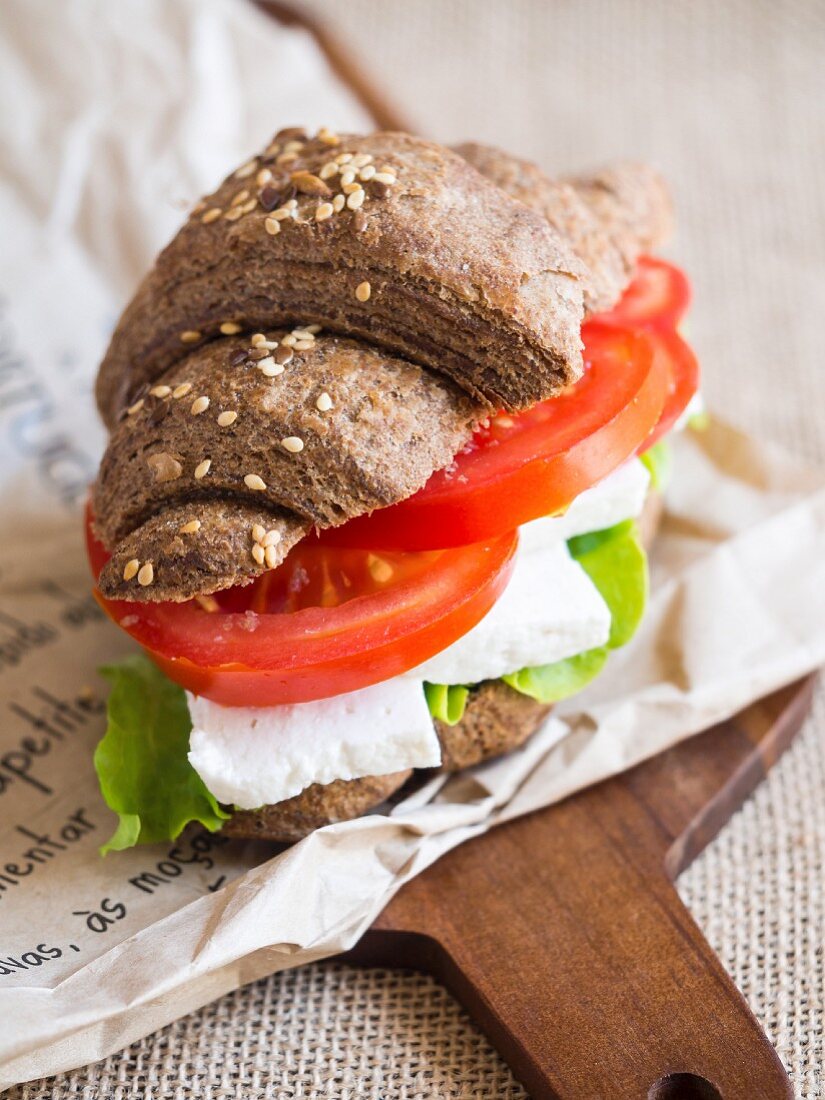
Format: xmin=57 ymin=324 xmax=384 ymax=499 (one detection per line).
xmin=0 ymin=0 xmax=823 ymax=1090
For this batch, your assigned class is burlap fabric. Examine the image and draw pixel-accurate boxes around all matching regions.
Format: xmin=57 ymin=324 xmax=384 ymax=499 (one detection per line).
xmin=10 ymin=0 xmax=824 ymax=1095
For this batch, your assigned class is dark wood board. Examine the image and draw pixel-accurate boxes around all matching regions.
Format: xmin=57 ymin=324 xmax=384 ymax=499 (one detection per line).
xmin=344 ymin=677 xmax=815 ymax=1099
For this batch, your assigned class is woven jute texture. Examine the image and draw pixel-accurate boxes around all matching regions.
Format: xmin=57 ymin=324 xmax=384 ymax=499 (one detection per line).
xmin=11 ymin=1 xmax=824 ymax=1096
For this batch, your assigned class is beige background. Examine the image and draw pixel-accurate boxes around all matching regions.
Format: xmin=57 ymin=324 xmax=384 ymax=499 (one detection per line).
xmin=10 ymin=0 xmax=824 ymax=1096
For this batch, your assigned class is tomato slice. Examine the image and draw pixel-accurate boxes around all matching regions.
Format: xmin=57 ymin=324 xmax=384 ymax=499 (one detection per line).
xmin=641 ymin=328 xmax=700 ymax=451
xmin=86 ymin=508 xmax=517 ymax=707
xmin=594 ymin=256 xmax=691 ymax=331
xmin=321 ymin=324 xmax=667 ymax=550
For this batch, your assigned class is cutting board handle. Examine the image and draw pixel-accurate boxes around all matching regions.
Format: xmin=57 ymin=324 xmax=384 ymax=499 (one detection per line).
xmin=349 ymin=680 xmax=814 ymax=1099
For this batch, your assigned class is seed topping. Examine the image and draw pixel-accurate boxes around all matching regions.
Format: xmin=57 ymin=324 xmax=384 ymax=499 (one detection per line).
xmin=281 ymin=436 xmax=305 ymax=453
xmin=137 ymin=562 xmax=154 ymax=587
xmin=244 ymin=473 xmax=267 ymax=491
xmin=235 ymin=159 xmax=258 ymax=179
xmin=316 ymin=391 xmax=333 ymax=412
xmin=149 ymin=384 xmax=171 ymax=397
xmin=217 ymin=410 xmax=237 ymax=427
xmin=190 ymin=395 xmax=210 ymax=415
xmin=355 ymin=280 xmax=372 ymax=302
xmin=123 ymin=559 xmax=140 ymax=581
xmin=201 ymin=207 xmax=222 ymax=224
xmin=172 ymin=382 xmax=193 ymax=399
xmin=180 ymin=330 xmax=201 ymax=344
xmin=251 ymin=542 xmax=266 ymax=566
xmin=194 ymin=459 xmax=212 ymax=480
xmin=180 ymin=519 xmax=201 ymax=534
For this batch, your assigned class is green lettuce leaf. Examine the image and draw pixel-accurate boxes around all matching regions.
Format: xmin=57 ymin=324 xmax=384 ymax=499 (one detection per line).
xmin=639 ymin=439 xmax=673 ymax=492
xmin=502 ymin=520 xmax=648 ymax=704
xmin=424 ymin=682 xmax=470 ymax=725
xmin=95 ymin=655 xmax=228 ymax=854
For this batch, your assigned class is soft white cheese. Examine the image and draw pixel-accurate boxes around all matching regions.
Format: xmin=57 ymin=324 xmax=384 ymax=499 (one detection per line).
xmin=518 ymin=459 xmax=650 ymax=554
xmin=410 ymin=541 xmax=611 ymax=685
xmin=188 ymin=677 xmax=441 ymax=810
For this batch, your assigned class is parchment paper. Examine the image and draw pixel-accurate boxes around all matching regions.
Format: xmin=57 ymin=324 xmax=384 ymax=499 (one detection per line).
xmin=0 ymin=0 xmax=823 ymax=1089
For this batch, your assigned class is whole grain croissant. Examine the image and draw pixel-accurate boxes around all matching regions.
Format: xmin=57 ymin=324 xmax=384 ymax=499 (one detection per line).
xmin=92 ymin=128 xmax=671 ymax=604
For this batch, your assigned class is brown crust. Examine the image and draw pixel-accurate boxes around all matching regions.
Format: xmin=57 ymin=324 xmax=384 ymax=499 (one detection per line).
xmin=93 ymin=330 xmax=480 ymax=601
xmin=222 ymin=770 xmax=412 ymax=844
xmin=223 ymin=486 xmax=665 ymax=842
xmin=455 ymin=143 xmax=672 ymax=314
xmin=96 ymin=129 xmax=586 ymax=426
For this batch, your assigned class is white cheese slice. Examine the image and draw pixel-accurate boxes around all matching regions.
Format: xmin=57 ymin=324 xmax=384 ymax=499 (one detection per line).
xmin=188 ymin=677 xmax=441 ymax=810
xmin=518 ymin=459 xmax=650 ymax=554
xmin=410 ymin=541 xmax=611 ymax=685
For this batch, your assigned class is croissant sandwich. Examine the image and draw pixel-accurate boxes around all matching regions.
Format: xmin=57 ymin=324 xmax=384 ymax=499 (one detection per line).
xmin=86 ymin=128 xmax=700 ymax=848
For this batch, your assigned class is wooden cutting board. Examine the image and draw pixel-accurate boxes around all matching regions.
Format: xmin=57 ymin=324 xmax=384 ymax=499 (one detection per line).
xmin=344 ymin=676 xmax=815 ymax=1099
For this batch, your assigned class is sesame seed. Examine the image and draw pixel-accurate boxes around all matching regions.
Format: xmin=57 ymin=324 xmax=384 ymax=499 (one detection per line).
xmin=336 ymin=152 xmax=353 ymax=165
xmin=231 ymin=189 xmax=250 ymax=207
xmin=250 ymin=333 xmax=267 ymax=346
xmin=342 ymin=181 xmax=362 ymax=195
xmin=220 ymin=321 xmax=242 ymax=335
xmin=195 ymin=594 xmax=220 ymax=613
xmin=194 ymin=459 xmax=211 ymax=479
xmin=127 ymin=399 xmax=145 ymax=415
xmin=372 ymin=171 xmax=397 ymax=185
xmin=224 ymin=206 xmax=244 ymax=221
xmin=262 ymin=529 xmax=282 ymax=547
xmin=235 ymin=159 xmax=258 ymax=179
xmin=281 ymin=334 xmax=298 ymax=348
xmin=317 ymin=126 xmax=340 ymax=146
xmin=180 ymin=520 xmax=201 ymax=534
xmin=264 ymin=543 xmax=280 ymax=569
xmin=275 ymin=151 xmax=298 ymax=165
xmin=270 ymin=206 xmax=294 ymax=221
xmin=149 ymin=385 xmax=172 ymax=397
xmin=306 ymin=324 xmax=322 ymax=334
xmin=252 ymin=524 xmax=266 ymax=543
xmin=259 ymin=359 xmax=285 ymax=378
xmin=137 ymin=562 xmax=154 ymax=586
xmin=286 ymin=198 xmax=298 ymax=209
xmin=319 ymin=161 xmax=339 ymax=180
xmin=281 ymin=436 xmax=304 ymax=453
xmin=251 ymin=543 xmax=266 ymax=566
xmin=244 ymin=474 xmax=267 ymax=491
xmin=347 ymin=188 xmax=366 ymax=210
xmin=123 ymin=559 xmax=140 ymax=581
xmin=340 ymin=168 xmax=356 ymax=187
xmin=315 ymin=202 xmax=334 ymax=221
xmin=294 ymin=339 xmax=314 ymax=351
xmin=283 ymin=140 xmax=304 ymax=154
xmin=351 ymin=153 xmax=372 ymax=168
xmin=256 ymin=168 xmax=273 ymax=187
xmin=180 ymin=330 xmax=201 ymax=343
xmin=264 ymin=217 xmax=281 ymax=236
xmin=201 ymin=207 xmax=222 ymax=224
xmin=264 ymin=142 xmax=280 ymax=158
xmin=191 ymin=395 xmax=210 ymax=415
xmin=172 ymin=382 xmax=193 ymax=399
xmin=355 ymin=281 xmax=371 ymax=302
xmin=240 ymin=198 xmax=257 ymax=215
xmin=359 ymin=164 xmax=376 ymax=181
xmin=332 ymin=194 xmax=346 ymax=212
xmin=217 ymin=410 xmax=237 ymax=427
xmin=316 ymin=391 xmax=333 ymax=412
xmin=192 ymin=200 xmax=206 ymax=215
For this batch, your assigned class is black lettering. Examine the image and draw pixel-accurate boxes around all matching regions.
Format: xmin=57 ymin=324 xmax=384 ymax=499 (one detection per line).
xmin=68 ymin=807 xmax=95 ymax=832
xmin=15 ymin=826 xmax=67 ymax=852
xmin=0 ymin=750 xmax=51 ymax=795
xmin=156 ymin=860 xmax=183 ymax=878
xmin=128 ymin=871 xmax=167 ymax=894
xmin=3 ymin=862 xmax=33 ymax=878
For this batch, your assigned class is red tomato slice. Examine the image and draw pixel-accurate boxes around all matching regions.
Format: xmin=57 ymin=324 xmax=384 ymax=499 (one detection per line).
xmin=321 ymin=324 xmax=667 ymax=551
xmin=86 ymin=508 xmax=517 ymax=707
xmin=641 ymin=328 xmax=700 ymax=451
xmin=594 ymin=256 xmax=691 ymax=331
